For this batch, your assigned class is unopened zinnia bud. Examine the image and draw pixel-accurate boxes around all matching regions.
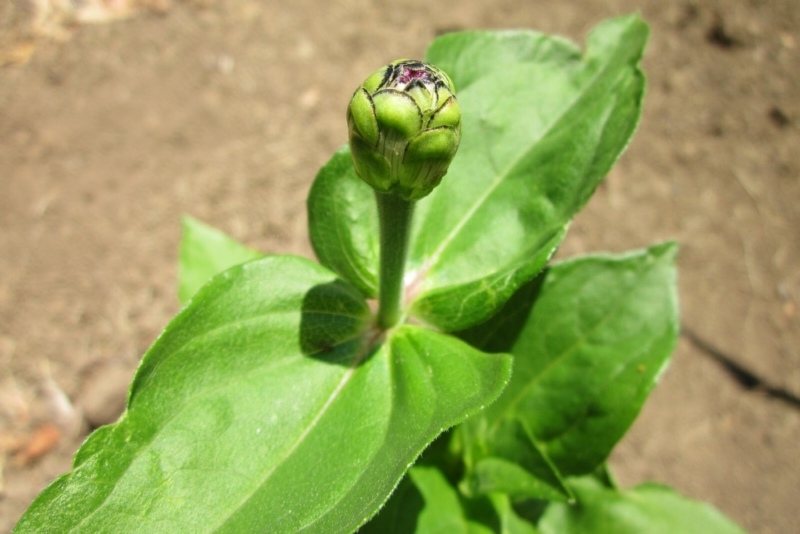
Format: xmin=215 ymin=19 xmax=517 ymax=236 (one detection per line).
xmin=347 ymin=59 xmax=461 ymax=200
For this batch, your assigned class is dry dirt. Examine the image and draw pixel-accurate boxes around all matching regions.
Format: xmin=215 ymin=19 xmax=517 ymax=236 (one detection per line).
xmin=1 ymin=0 xmax=798 ymax=532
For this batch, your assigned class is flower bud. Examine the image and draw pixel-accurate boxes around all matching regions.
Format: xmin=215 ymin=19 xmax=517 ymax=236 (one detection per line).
xmin=347 ymin=60 xmax=461 ymax=200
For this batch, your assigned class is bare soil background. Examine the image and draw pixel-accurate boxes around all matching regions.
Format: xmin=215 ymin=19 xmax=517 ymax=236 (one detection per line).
xmin=1 ymin=0 xmax=798 ymax=532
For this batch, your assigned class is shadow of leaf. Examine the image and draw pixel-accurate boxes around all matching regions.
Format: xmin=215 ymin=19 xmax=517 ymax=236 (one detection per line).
xmin=299 ymin=279 xmax=375 ymax=364
xmin=456 ymin=270 xmax=547 ymax=353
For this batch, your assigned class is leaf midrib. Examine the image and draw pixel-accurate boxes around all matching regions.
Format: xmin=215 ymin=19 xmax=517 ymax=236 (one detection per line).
xmin=213 ymin=329 xmax=378 ymax=531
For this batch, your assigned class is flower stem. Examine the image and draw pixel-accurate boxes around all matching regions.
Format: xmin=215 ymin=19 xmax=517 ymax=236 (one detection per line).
xmin=375 ymin=191 xmax=415 ymax=330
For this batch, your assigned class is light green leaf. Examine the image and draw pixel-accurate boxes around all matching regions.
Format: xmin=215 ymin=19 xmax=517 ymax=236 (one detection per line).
xmin=539 ymin=477 xmax=748 ymax=534
xmin=407 ymin=14 xmax=649 ymax=331
xmin=459 ymin=243 xmax=678 ymax=495
xmin=424 ymin=30 xmax=581 ymax=93
xmin=16 ymin=256 xmax=511 ymax=533
xmin=178 ymin=214 xmax=264 ymax=304
xmin=308 ymin=146 xmax=379 ymax=298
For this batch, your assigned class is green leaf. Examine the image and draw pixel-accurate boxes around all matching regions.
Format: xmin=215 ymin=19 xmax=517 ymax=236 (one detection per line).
xmin=459 ymin=243 xmax=679 ymax=495
xmin=308 ymin=146 xmax=379 ymax=298
xmin=407 ymin=14 xmax=649 ymax=331
xmin=16 ymin=256 xmax=511 ymax=533
xmin=424 ymin=30 xmax=581 ymax=93
xmin=405 ymin=466 xmax=494 ymax=534
xmin=461 ymin=419 xmax=571 ymax=502
xmin=538 ymin=477 xmax=748 ymax=534
xmin=488 ymin=493 xmax=542 ymax=534
xmin=178 ymin=215 xmax=264 ymax=304
xmin=362 ymin=466 xmax=542 ymax=534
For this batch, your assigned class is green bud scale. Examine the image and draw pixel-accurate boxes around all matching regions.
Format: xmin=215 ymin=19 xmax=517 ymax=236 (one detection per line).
xmin=347 ymin=60 xmax=462 ymax=200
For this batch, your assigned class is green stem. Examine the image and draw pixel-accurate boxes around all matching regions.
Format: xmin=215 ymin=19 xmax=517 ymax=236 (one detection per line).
xmin=375 ymin=192 xmax=415 ymax=330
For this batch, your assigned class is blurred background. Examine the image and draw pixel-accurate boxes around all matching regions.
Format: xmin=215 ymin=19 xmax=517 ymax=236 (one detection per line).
xmin=1 ymin=0 xmax=798 ymax=532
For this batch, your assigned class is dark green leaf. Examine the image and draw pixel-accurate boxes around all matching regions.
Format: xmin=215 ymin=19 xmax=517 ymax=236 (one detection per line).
xmin=178 ymin=215 xmax=263 ymax=304
xmin=16 ymin=256 xmax=511 ymax=533
xmin=459 ymin=243 xmax=679 ymax=495
xmin=462 ymin=419 xmax=570 ymax=502
xmin=308 ymin=146 xmax=379 ymax=298
xmin=407 ymin=14 xmax=650 ymax=331
xmin=538 ymin=477 xmax=748 ymax=534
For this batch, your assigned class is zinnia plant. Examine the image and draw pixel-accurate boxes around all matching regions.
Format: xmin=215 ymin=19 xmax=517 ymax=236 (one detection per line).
xmin=15 ymin=14 xmax=747 ymax=534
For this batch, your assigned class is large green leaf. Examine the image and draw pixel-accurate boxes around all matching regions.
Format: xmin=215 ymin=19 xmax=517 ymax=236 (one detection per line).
xmin=459 ymin=243 xmax=678 ymax=497
xmin=178 ymin=214 xmax=264 ymax=304
xmin=15 ymin=256 xmax=511 ymax=533
xmin=538 ymin=477 xmax=748 ymax=534
xmin=409 ymin=15 xmax=649 ymax=330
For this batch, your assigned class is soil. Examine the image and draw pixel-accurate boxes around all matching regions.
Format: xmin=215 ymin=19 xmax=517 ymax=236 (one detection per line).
xmin=1 ymin=0 xmax=798 ymax=532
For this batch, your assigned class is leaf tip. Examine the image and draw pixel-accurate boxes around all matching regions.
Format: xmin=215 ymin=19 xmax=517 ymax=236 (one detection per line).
xmin=649 ymin=240 xmax=680 ymax=263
